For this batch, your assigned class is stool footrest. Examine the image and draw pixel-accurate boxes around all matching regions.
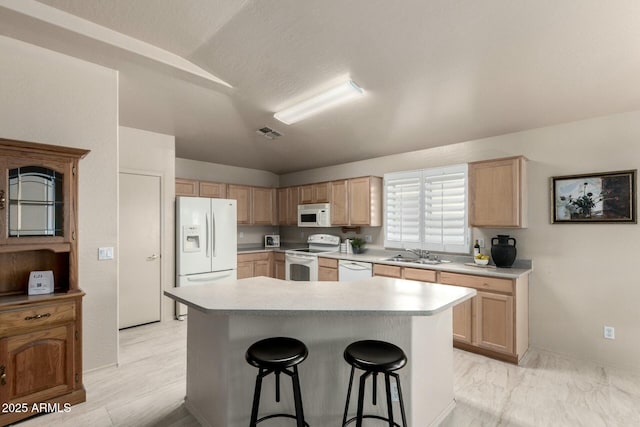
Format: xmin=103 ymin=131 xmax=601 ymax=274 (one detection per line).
xmin=344 ymin=414 xmax=402 ymax=427
xmin=257 ymin=413 xmax=310 ymax=426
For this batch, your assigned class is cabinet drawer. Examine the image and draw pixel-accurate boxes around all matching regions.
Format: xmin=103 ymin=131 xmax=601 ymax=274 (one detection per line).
xmin=0 ymin=301 xmax=76 ymax=336
xmin=318 ymin=257 xmax=338 ymax=268
xmin=238 ymin=252 xmax=270 ymax=262
xmin=373 ymin=264 xmax=402 ymax=278
xmin=440 ymin=272 xmax=513 ymax=294
xmin=402 ymin=268 xmax=437 ymax=282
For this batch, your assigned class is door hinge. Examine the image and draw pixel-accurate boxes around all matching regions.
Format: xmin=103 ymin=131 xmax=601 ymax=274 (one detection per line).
xmin=75 ymin=373 xmax=79 ymax=383
xmin=75 ymin=330 xmax=79 ymax=340
xmin=0 ymin=365 xmax=6 ymax=385
xmin=72 ymin=166 xmax=77 ymax=176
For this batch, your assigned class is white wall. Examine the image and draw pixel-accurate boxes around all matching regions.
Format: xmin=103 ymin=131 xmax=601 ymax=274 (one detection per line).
xmin=119 ymin=126 xmax=175 ymax=322
xmin=280 ymin=110 xmax=640 ymax=373
xmin=0 ymin=36 xmax=119 ymax=370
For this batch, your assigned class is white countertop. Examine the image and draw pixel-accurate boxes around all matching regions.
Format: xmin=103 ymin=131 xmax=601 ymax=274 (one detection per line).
xmin=164 ymin=276 xmax=475 ymax=316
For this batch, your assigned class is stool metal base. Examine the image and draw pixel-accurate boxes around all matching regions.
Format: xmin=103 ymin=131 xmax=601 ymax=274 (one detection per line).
xmin=342 ymin=366 xmax=407 ymax=427
xmin=250 ymin=365 xmax=309 ymax=427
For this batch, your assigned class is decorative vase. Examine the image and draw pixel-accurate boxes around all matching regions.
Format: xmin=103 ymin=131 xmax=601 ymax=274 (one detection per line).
xmin=490 ymin=235 xmax=517 ymax=268
xmin=351 ymin=245 xmax=364 ymax=254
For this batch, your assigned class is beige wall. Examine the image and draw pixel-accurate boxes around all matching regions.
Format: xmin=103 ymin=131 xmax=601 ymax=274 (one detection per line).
xmin=119 ymin=126 xmax=175 ymax=322
xmin=281 ymin=110 xmax=640 ymax=373
xmin=0 ymin=36 xmax=119 ymax=370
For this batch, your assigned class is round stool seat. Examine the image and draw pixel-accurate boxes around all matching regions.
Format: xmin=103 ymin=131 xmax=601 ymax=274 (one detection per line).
xmin=246 ymin=337 xmax=308 ymax=369
xmin=344 ymin=340 xmax=407 ymax=373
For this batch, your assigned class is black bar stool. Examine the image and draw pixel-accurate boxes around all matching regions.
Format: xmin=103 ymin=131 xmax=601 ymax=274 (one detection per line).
xmin=341 ymin=340 xmax=408 ymax=427
xmin=246 ymin=336 xmax=309 ymax=427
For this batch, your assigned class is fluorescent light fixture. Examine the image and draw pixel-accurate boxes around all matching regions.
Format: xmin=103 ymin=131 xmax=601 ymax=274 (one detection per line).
xmin=274 ymin=80 xmax=365 ymax=125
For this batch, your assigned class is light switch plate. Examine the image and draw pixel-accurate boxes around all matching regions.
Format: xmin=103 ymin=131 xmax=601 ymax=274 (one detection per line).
xmin=98 ymin=247 xmax=114 ymax=260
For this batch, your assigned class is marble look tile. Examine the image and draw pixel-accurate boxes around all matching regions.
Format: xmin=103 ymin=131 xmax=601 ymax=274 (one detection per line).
xmin=15 ymin=321 xmax=640 ymax=426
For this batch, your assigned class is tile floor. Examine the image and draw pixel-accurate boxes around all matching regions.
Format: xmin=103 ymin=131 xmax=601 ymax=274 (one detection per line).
xmin=16 ymin=320 xmax=640 ymax=426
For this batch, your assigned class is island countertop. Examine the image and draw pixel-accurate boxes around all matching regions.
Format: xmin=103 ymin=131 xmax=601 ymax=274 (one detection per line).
xmin=164 ymin=276 xmax=476 ymax=316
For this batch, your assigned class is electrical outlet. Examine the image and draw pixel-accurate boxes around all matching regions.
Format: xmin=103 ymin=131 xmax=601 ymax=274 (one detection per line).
xmin=390 ymin=383 xmax=399 ymax=402
xmin=478 ymin=238 xmax=485 ymax=248
xmin=604 ymin=326 xmax=615 ymax=340
xmin=364 ymin=235 xmax=372 ymax=243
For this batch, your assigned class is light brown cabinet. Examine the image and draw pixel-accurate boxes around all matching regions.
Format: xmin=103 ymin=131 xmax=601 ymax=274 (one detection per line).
xmin=227 ymin=185 xmax=251 ymax=224
xmin=330 ymin=180 xmax=349 ymax=226
xmin=237 ymin=252 xmax=273 ymax=279
xmin=469 ymin=156 xmax=527 ymax=228
xmin=318 ymin=257 xmax=338 ymax=281
xmin=439 ymin=271 xmax=528 ymax=363
xmin=300 ymin=182 xmax=330 ymax=204
xmin=274 ymin=253 xmax=286 ymax=280
xmin=199 ymin=181 xmax=227 ymax=198
xmin=277 ymin=186 xmax=300 ymax=226
xmin=0 ymin=139 xmax=88 ymax=426
xmin=175 ymin=178 xmax=199 ymax=197
xmin=252 ymin=187 xmax=277 ymax=225
xmin=349 ymin=176 xmax=382 ymax=226
xmin=371 ymin=261 xmax=529 ymax=364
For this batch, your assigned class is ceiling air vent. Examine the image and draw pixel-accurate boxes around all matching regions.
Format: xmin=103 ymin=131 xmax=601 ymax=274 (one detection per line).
xmin=256 ymin=127 xmax=282 ymax=140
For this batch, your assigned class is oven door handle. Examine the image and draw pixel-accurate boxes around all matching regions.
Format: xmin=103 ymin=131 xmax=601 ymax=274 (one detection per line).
xmin=286 ymin=254 xmax=316 ymax=262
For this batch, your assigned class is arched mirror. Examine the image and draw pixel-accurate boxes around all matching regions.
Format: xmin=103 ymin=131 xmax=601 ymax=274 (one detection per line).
xmin=8 ymin=166 xmax=63 ymax=237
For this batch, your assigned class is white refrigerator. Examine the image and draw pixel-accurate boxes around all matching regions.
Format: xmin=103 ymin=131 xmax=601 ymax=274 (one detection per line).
xmin=176 ymin=197 xmax=237 ymax=318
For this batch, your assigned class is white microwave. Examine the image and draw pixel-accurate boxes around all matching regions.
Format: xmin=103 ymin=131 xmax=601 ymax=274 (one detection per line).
xmin=298 ymin=203 xmax=331 ymax=227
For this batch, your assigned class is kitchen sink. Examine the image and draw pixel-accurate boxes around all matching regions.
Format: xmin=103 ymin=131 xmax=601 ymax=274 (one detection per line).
xmin=382 ymin=257 xmax=445 ymax=265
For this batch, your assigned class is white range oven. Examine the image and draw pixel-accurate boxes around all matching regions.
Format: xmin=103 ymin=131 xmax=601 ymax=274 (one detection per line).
xmin=285 ymin=234 xmax=340 ymax=281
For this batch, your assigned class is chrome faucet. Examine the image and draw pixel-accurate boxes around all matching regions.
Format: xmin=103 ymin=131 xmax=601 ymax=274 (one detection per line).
xmin=405 ymin=248 xmax=429 ymax=259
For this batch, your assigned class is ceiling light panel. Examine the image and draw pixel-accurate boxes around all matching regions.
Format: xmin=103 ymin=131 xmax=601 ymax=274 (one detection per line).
xmin=274 ymin=80 xmax=365 ymax=125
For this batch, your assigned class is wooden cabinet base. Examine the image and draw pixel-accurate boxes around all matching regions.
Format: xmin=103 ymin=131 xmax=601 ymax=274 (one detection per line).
xmin=453 ymin=340 xmax=524 ymax=365
xmin=0 ymin=387 xmax=86 ymax=426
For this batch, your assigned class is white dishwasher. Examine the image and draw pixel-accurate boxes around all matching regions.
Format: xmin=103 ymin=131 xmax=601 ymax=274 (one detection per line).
xmin=339 ymin=260 xmax=373 ymax=281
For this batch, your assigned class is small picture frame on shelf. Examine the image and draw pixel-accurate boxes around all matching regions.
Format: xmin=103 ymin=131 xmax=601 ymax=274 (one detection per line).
xmin=28 ymin=270 xmax=55 ymax=295
xmin=551 ymin=169 xmax=637 ymax=223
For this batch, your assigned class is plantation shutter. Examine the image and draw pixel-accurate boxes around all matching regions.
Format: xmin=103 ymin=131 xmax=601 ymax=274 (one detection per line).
xmin=423 ymin=164 xmax=468 ymax=252
xmin=384 ymin=170 xmax=422 ymax=249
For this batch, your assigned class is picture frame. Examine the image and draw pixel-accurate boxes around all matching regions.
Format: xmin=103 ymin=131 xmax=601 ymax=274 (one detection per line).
xmin=551 ymin=169 xmax=637 ymax=223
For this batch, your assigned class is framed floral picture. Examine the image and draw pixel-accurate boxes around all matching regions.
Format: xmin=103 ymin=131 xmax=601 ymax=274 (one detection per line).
xmin=551 ymin=170 xmax=637 ymax=223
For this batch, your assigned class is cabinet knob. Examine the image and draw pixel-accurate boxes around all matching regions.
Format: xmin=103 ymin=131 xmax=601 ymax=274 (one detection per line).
xmin=0 ymin=189 xmax=5 ymax=209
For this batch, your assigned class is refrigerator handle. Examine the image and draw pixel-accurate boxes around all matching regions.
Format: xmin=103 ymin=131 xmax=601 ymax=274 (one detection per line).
xmin=211 ymin=210 xmax=216 ymax=257
xmin=205 ymin=212 xmax=211 ymax=258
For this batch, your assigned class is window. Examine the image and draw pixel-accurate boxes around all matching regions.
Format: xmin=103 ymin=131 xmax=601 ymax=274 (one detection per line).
xmin=384 ymin=164 xmax=469 ymax=253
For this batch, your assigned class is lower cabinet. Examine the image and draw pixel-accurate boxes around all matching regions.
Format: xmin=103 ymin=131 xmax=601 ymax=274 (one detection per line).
xmin=372 ymin=263 xmax=529 ymax=364
xmin=274 ymin=253 xmax=286 ymax=280
xmin=318 ymin=257 xmax=338 ymax=281
xmin=0 ymin=297 xmax=85 ymax=426
xmin=237 ymin=252 xmax=273 ymax=279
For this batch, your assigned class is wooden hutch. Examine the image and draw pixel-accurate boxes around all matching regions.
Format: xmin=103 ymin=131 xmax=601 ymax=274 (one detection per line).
xmin=0 ymin=139 xmax=89 ymax=426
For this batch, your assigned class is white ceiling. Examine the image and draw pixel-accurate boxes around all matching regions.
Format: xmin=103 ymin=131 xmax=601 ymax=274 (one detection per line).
xmin=2 ymin=0 xmax=640 ymax=174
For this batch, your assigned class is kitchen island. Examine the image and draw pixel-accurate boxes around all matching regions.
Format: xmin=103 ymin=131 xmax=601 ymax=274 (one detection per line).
xmin=164 ymin=276 xmax=475 ymax=427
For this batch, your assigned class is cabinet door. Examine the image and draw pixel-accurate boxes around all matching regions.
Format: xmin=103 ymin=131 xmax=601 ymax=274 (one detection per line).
xmin=473 ymin=291 xmax=514 ymax=354
xmin=237 ymin=261 xmax=254 ymax=279
xmin=228 ymin=185 xmax=251 ymax=224
xmin=453 ymin=298 xmax=473 ymax=344
xmin=0 ymin=324 xmax=74 ymax=404
xmin=252 ymin=187 xmax=276 ymax=225
xmin=274 ymin=260 xmax=286 ymax=279
xmin=199 ymin=181 xmax=226 ymax=198
xmin=175 ymin=178 xmax=199 ymax=197
xmin=330 ymin=180 xmax=349 ymax=226
xmin=469 ymin=156 xmax=527 ymax=228
xmin=254 ymin=260 xmax=271 ymax=277
xmin=299 ymin=185 xmax=314 ymax=204
xmin=287 ymin=187 xmax=300 ymax=225
xmin=277 ymin=188 xmax=288 ymax=225
xmin=1 ymin=157 xmax=73 ymax=245
xmin=402 ymin=267 xmax=437 ymax=282
xmin=349 ymin=177 xmax=382 ymax=226
xmin=318 ymin=266 xmax=338 ymax=281
xmin=372 ymin=264 xmax=402 ymax=278
xmin=314 ymin=182 xmax=331 ymax=203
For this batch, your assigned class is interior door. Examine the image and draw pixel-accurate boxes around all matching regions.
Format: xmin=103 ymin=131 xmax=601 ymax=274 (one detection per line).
xmin=119 ymin=172 xmax=161 ymax=329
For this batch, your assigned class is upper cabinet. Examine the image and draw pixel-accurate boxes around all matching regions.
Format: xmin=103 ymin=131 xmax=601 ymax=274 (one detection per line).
xmin=176 ymin=178 xmax=227 ymax=198
xmin=349 ymin=176 xmax=382 ymax=226
xmin=330 ymin=180 xmax=349 ymax=226
xmin=227 ymin=184 xmax=251 ymax=224
xmin=278 ymin=186 xmax=299 ymax=226
xmin=300 ymin=182 xmax=331 ymax=204
xmin=469 ymin=156 xmax=528 ymax=228
xmin=252 ymin=187 xmax=277 ymax=225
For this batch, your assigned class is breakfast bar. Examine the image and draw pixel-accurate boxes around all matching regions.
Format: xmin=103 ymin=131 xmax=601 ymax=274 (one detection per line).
xmin=164 ymin=276 xmax=475 ymax=426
